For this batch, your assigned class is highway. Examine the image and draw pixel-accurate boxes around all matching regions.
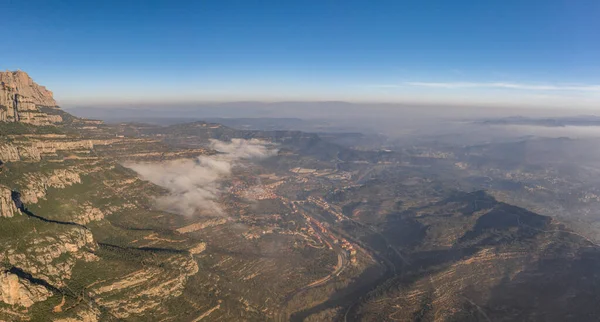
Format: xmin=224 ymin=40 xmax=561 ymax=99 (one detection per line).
xmin=272 ymin=202 xmax=351 ymax=322
xmin=273 ymin=198 xmax=404 ymax=322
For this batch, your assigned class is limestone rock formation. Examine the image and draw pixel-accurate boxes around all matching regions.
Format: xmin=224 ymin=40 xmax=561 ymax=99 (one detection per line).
xmin=52 ymin=308 xmax=100 ymax=322
xmin=0 ymin=142 xmax=42 ymax=162
xmin=20 ymin=169 xmax=82 ymax=204
xmin=75 ymin=202 xmax=105 ymax=225
xmin=0 ymin=143 xmax=20 ymax=162
xmin=0 ymin=271 xmax=52 ymax=307
xmin=0 ymin=71 xmax=56 ymax=107
xmin=89 ymin=255 xmax=199 ymax=318
xmin=0 ymin=185 xmax=19 ymax=218
xmin=3 ymin=228 xmax=98 ymax=287
xmin=0 ymin=71 xmax=61 ymax=125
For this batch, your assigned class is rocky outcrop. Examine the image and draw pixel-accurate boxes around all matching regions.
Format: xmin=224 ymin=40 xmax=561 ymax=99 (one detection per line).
xmin=0 ymin=271 xmax=52 ymax=307
xmin=6 ymin=136 xmax=127 ymax=160
xmin=74 ymin=203 xmax=104 ymax=225
xmin=0 ymin=185 xmax=19 ymax=218
xmin=17 ymin=145 xmax=42 ymax=161
xmin=176 ymin=218 xmax=228 ymax=233
xmin=52 ymin=308 xmax=100 ymax=322
xmin=4 ymin=228 xmax=98 ymax=287
xmin=0 ymin=71 xmax=60 ymax=125
xmin=20 ymin=169 xmax=81 ymax=204
xmin=189 ymin=242 xmax=207 ymax=255
xmin=89 ymin=254 xmax=198 ymax=318
xmin=0 ymin=71 xmax=56 ymax=107
xmin=0 ymin=142 xmax=41 ymax=162
xmin=0 ymin=143 xmax=20 ymax=162
xmin=31 ymin=140 xmax=93 ymax=155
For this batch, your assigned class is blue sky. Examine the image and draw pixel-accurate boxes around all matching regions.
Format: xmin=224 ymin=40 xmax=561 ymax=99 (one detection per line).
xmin=1 ymin=0 xmax=599 ymax=108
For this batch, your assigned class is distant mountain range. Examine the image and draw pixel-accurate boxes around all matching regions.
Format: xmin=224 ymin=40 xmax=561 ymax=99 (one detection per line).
xmin=4 ymin=71 xmax=600 ymax=321
xmin=478 ymin=115 xmax=600 ymax=127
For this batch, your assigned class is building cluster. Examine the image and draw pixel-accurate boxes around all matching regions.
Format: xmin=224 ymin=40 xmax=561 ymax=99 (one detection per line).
xmin=242 ymin=186 xmax=277 ymax=200
xmin=300 ymin=225 xmax=327 ymax=249
xmin=338 ymin=238 xmax=357 ymax=264
xmin=229 ymin=180 xmax=278 ymax=200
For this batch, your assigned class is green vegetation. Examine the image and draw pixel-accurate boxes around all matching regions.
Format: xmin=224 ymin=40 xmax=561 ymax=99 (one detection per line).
xmin=0 ymin=122 xmax=65 ymax=135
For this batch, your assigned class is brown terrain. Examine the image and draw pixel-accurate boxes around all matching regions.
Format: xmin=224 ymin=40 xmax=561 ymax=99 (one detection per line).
xmin=1 ymin=71 xmax=600 ymax=322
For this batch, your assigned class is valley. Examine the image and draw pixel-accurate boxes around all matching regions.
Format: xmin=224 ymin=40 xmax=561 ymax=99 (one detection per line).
xmin=2 ymin=71 xmax=600 ymax=321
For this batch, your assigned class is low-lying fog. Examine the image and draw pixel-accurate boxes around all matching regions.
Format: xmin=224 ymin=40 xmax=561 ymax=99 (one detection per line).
xmin=124 ymin=139 xmax=277 ymax=217
xmin=110 ymin=103 xmax=600 ymax=241
xmin=78 ymin=101 xmax=600 ymax=171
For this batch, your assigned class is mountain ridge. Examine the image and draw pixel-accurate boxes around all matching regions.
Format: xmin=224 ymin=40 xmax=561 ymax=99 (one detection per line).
xmin=1 ymin=72 xmax=600 ymax=321
xmin=0 ymin=70 xmax=60 ymax=125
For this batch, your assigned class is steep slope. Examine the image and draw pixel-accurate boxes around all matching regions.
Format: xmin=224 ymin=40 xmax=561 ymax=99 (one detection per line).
xmin=349 ymin=190 xmax=600 ymax=321
xmin=0 ymin=71 xmax=61 ymax=125
xmin=3 ymin=71 xmax=600 ymax=322
xmin=0 ymin=72 xmax=361 ymax=321
xmin=0 ymin=72 xmax=210 ymax=320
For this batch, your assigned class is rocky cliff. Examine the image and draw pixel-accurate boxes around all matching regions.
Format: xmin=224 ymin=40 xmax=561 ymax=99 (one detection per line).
xmin=0 ymin=71 xmax=61 ymax=125
xmin=0 ymin=185 xmax=20 ymax=218
xmin=0 ymin=271 xmax=52 ymax=307
xmin=0 ymin=71 xmax=56 ymax=107
xmin=0 ymin=71 xmax=212 ymax=320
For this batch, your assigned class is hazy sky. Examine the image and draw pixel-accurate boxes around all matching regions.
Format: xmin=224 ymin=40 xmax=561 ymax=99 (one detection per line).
xmin=2 ymin=0 xmax=599 ymax=108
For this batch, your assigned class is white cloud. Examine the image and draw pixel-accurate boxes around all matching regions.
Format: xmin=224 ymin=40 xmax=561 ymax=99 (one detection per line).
xmin=404 ymin=82 xmax=600 ymax=92
xmin=124 ymin=139 xmax=278 ymax=217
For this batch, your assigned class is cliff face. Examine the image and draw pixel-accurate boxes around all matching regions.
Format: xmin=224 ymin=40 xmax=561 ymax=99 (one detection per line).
xmin=0 ymin=71 xmax=56 ymax=107
xmin=0 ymin=185 xmax=19 ymax=218
xmin=0 ymin=71 xmax=212 ymax=320
xmin=0 ymin=271 xmax=52 ymax=307
xmin=0 ymin=71 xmax=61 ymax=125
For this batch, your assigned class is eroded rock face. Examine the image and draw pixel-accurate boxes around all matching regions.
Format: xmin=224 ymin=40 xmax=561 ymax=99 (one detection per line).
xmin=52 ymin=308 xmax=100 ymax=322
xmin=0 ymin=71 xmax=60 ymax=125
xmin=0 ymin=71 xmax=56 ymax=107
xmin=0 ymin=143 xmax=42 ymax=162
xmin=189 ymin=242 xmax=207 ymax=255
xmin=4 ymin=228 xmax=98 ymax=287
xmin=89 ymin=255 xmax=199 ymax=318
xmin=20 ymin=169 xmax=82 ymax=204
xmin=0 ymin=143 xmax=20 ymax=162
xmin=0 ymin=185 xmax=19 ymax=218
xmin=0 ymin=271 xmax=52 ymax=307
xmin=176 ymin=218 xmax=228 ymax=233
xmin=17 ymin=145 xmax=42 ymax=161
xmin=31 ymin=140 xmax=94 ymax=155
xmin=74 ymin=202 xmax=105 ymax=225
